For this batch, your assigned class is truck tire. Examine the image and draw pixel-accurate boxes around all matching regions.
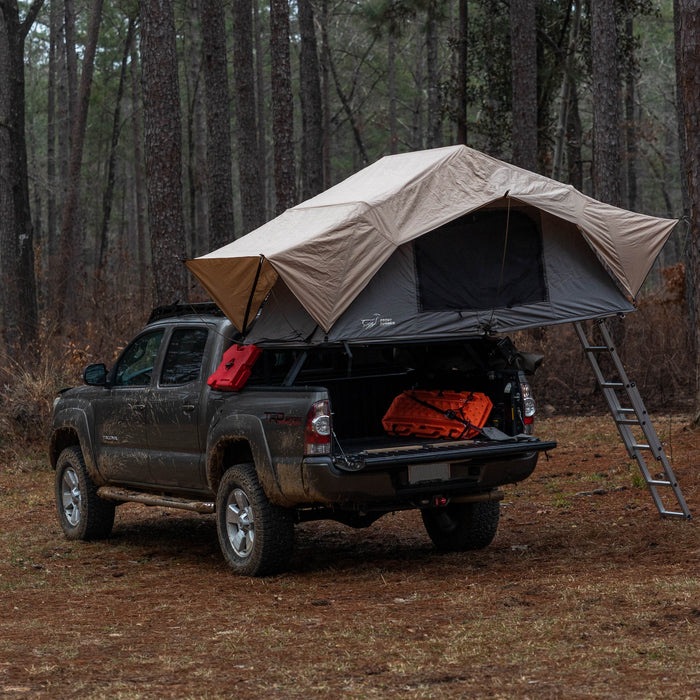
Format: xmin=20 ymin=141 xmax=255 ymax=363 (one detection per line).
xmin=55 ymin=446 xmax=115 ymax=540
xmin=421 ymin=500 xmax=500 ymax=551
xmin=216 ymin=463 xmax=294 ymax=576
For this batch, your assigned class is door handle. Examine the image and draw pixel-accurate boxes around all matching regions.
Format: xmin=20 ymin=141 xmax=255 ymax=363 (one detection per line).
xmin=131 ymin=404 xmax=145 ymax=411
xmin=182 ymin=404 xmax=196 ymax=413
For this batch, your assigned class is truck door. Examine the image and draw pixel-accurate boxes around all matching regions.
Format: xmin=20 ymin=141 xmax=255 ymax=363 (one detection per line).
xmin=146 ymin=326 xmax=210 ymax=491
xmin=92 ymin=329 xmax=164 ymax=486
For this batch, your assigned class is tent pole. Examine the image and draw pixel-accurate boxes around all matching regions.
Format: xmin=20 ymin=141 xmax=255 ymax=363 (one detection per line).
xmin=242 ymin=255 xmax=265 ymax=335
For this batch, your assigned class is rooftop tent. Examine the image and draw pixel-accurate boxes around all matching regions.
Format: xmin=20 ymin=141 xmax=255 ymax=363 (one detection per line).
xmin=186 ymin=145 xmax=677 ymax=345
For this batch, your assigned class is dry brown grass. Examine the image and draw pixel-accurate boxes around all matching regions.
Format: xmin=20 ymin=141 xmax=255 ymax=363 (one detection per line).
xmin=516 ymin=292 xmax=693 ymax=415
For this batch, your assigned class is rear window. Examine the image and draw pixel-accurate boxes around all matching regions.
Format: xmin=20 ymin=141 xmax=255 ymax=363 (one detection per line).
xmin=160 ymin=327 xmax=209 ymax=385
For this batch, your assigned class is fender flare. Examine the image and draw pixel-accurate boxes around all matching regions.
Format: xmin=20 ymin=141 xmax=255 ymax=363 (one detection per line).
xmin=206 ymin=413 xmax=287 ymax=505
xmin=49 ymin=407 xmax=105 ymax=485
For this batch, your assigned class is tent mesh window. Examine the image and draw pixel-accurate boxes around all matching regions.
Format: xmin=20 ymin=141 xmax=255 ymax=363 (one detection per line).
xmin=415 ymin=209 xmax=547 ymax=312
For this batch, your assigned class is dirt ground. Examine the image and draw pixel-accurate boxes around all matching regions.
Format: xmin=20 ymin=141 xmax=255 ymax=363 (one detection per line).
xmin=1 ymin=415 xmax=698 ymax=699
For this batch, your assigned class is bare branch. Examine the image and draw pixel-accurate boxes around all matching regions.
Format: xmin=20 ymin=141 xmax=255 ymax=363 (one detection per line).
xmin=19 ymin=0 xmax=45 ymax=40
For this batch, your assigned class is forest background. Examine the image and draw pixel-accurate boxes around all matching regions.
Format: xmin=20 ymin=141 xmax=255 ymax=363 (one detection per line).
xmin=0 ymin=0 xmax=699 ymax=446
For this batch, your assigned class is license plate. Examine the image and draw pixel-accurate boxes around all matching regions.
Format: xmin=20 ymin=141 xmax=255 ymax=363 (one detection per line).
xmin=408 ymin=463 xmax=450 ymax=484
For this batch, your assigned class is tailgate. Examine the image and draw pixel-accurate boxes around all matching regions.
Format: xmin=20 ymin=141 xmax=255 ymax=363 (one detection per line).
xmin=336 ymin=437 xmax=557 ymax=470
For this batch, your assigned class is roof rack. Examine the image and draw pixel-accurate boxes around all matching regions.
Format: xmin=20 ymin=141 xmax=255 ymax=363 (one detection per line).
xmin=147 ymin=302 xmax=224 ymax=324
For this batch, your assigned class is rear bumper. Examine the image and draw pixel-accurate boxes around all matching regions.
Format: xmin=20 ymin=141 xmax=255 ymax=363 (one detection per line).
xmin=301 ymin=442 xmax=554 ymax=509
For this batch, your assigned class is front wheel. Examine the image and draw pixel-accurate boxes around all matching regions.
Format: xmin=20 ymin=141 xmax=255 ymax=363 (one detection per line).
xmin=216 ymin=464 xmax=294 ymax=576
xmin=421 ymin=499 xmax=500 ymax=551
xmin=55 ymin=446 xmax=115 ymax=540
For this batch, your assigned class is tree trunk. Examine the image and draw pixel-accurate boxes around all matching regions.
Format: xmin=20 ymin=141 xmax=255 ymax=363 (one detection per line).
xmin=57 ymin=0 xmax=104 ymax=323
xmin=97 ymin=17 xmax=134 ymax=273
xmin=130 ymin=36 xmax=149 ymax=307
xmin=565 ymin=75 xmax=583 ymax=190
xmin=388 ymin=31 xmax=398 ymax=153
xmin=484 ymin=8 xmax=504 ymax=158
xmin=141 ymin=0 xmax=189 ymax=305
xmin=0 ymin=0 xmax=43 ymax=359
xmin=591 ymin=0 xmax=622 ymax=207
xmin=674 ymin=0 xmax=691 ymax=222
xmin=252 ymin=0 xmax=268 ymax=217
xmin=624 ymin=16 xmax=637 ymax=211
xmin=412 ymin=36 xmax=424 ymax=150
xmin=319 ymin=0 xmax=331 ymax=187
xmin=328 ymin=43 xmax=369 ymax=166
xmin=46 ymin=0 xmax=58 ymax=278
xmin=56 ymin=3 xmax=69 ymax=272
xmin=552 ymin=0 xmax=581 ymax=181
xmin=456 ymin=0 xmax=468 ymax=145
xmin=591 ymin=0 xmax=625 ymax=348
xmin=201 ymin=0 xmax=236 ymax=248
xmin=510 ymin=0 xmax=538 ymax=170
xmin=674 ymin=0 xmax=700 ymax=423
xmin=674 ymin=0 xmax=693 ymax=346
xmin=63 ymin=0 xmax=78 ymax=137
xmin=233 ymin=0 xmax=265 ymax=233
xmin=426 ymin=0 xmax=441 ymax=148
xmin=269 ymin=0 xmax=296 ymax=214
xmin=184 ymin=0 xmax=207 ymax=258
xmin=298 ymin=0 xmax=324 ymax=199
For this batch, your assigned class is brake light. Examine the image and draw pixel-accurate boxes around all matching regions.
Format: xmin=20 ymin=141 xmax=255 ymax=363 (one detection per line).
xmin=519 ymin=379 xmax=535 ymax=433
xmin=305 ymin=399 xmax=331 ymax=455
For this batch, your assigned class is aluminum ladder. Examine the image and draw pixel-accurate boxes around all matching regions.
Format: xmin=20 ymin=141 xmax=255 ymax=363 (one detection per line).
xmin=574 ymin=318 xmax=691 ymax=520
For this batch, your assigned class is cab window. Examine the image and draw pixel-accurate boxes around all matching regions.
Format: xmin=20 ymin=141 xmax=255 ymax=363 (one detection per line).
xmin=113 ymin=330 xmax=165 ymax=387
xmin=160 ymin=328 xmax=209 ymax=385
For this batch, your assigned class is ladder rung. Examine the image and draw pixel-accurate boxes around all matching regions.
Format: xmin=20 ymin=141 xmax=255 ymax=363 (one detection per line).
xmin=660 ymin=511 xmax=690 ymax=520
xmin=601 ymin=382 xmax=625 ymax=388
xmin=617 ymin=407 xmax=635 ymax=413
xmin=615 ymin=419 xmax=640 ymax=426
xmin=632 ymin=444 xmax=651 ymax=450
xmin=583 ymin=345 xmax=609 ymax=352
xmin=648 ymin=479 xmax=672 ymax=486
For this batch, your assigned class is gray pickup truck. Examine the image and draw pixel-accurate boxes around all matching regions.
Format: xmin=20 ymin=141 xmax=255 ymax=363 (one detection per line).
xmin=50 ymin=303 xmax=555 ymax=576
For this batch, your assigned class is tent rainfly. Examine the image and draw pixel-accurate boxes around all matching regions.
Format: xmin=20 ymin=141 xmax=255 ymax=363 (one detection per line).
xmin=186 ymin=145 xmax=677 ymax=346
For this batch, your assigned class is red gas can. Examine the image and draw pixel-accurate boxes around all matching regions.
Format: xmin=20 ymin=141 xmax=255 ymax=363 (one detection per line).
xmin=207 ymin=344 xmax=261 ymax=391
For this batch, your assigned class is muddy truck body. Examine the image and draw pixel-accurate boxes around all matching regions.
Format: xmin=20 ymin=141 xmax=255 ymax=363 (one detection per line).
xmin=50 ymin=305 xmax=555 ymax=575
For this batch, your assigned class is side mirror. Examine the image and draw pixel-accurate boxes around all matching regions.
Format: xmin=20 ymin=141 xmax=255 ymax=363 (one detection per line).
xmin=83 ymin=363 xmax=108 ymax=386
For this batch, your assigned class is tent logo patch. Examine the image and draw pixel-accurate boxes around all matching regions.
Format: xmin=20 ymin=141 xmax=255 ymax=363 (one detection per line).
xmin=361 ymin=313 xmax=396 ymax=330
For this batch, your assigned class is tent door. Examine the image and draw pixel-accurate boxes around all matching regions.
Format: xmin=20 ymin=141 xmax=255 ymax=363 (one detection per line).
xmin=575 ymin=319 xmax=691 ymax=520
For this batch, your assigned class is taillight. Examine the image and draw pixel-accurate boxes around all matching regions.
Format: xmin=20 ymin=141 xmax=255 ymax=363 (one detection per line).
xmin=305 ymin=399 xmax=331 ymax=455
xmin=520 ymin=377 xmax=535 ymax=432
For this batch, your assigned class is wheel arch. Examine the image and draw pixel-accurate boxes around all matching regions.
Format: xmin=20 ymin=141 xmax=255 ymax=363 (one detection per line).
xmin=207 ymin=438 xmax=255 ymax=494
xmin=206 ymin=413 xmax=289 ymax=505
xmin=49 ymin=418 xmax=103 ymax=485
xmin=49 ymin=427 xmax=81 ymax=469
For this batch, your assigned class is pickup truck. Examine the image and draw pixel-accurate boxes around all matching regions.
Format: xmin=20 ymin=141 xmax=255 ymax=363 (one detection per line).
xmin=50 ymin=303 xmax=556 ymax=576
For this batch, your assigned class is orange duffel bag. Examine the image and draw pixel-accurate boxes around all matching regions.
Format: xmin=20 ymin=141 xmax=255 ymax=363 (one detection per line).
xmin=382 ymin=390 xmax=493 ymax=440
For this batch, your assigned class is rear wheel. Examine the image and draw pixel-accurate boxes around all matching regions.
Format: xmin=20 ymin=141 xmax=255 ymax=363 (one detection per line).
xmin=55 ymin=446 xmax=115 ymax=540
xmin=216 ymin=464 xmax=294 ymax=576
xmin=421 ymin=499 xmax=500 ymax=551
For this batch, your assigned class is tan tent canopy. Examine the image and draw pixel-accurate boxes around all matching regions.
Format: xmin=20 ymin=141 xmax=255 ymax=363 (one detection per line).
xmin=186 ymin=145 xmax=676 ymax=338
